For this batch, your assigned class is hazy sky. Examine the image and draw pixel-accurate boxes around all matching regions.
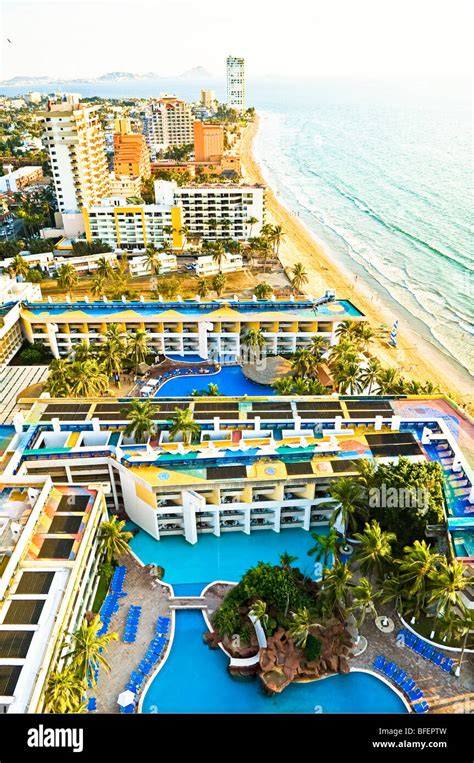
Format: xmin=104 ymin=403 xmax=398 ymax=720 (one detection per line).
xmin=1 ymin=0 xmax=472 ymax=80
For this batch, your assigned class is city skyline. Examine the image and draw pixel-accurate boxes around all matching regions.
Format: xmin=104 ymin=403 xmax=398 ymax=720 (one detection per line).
xmin=1 ymin=0 xmax=472 ymax=81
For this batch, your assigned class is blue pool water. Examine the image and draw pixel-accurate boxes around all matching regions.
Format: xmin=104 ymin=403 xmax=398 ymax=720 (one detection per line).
xmin=130 ymin=528 xmax=321 ymax=591
xmin=142 ymin=610 xmax=407 ymax=714
xmin=155 ymin=365 xmax=275 ymax=397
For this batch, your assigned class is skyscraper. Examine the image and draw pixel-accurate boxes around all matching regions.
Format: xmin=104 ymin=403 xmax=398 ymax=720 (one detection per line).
xmin=226 ymin=56 xmax=245 ymax=110
xmin=40 ymin=103 xmax=110 ymax=212
xmin=144 ymin=96 xmax=195 ymax=158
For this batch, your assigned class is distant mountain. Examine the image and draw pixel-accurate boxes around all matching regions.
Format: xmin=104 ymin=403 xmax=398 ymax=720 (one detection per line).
xmin=0 ymin=67 xmax=215 ymax=87
xmin=178 ymin=66 xmax=213 ymax=80
xmin=97 ymin=71 xmax=159 ymax=81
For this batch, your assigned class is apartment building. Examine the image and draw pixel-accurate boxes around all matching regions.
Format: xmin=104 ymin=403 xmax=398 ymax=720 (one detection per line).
xmin=0 ymin=303 xmax=24 ymax=366
xmin=226 ymin=56 xmax=245 ymax=110
xmin=39 ymin=104 xmax=110 ymax=212
xmin=0 ymin=166 xmax=43 ymax=193
xmin=19 ymin=296 xmax=364 ymax=360
xmin=193 ymin=121 xmax=224 ymax=163
xmin=82 ymin=201 xmax=183 ymax=251
xmin=195 ymin=252 xmax=243 ymax=277
xmin=144 ymin=97 xmax=195 ymax=157
xmin=154 ymin=180 xmax=265 ymax=241
xmin=128 ymin=251 xmax=177 ymax=277
xmin=200 ymin=90 xmax=216 ymax=111
xmin=0 ymin=476 xmax=107 ymax=713
xmin=114 ymin=124 xmax=151 ymax=179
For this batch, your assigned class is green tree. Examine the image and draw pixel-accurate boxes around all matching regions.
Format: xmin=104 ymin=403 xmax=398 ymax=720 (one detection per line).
xmin=67 ymin=615 xmax=117 ymax=687
xmin=329 ymin=478 xmax=367 ymax=538
xmin=308 ymin=528 xmax=341 ymax=573
xmin=44 ymin=667 xmax=87 ymax=714
xmin=169 ymin=407 xmax=201 ymax=446
xmin=290 ymin=262 xmax=308 ymax=293
xmin=99 ymin=516 xmax=133 ymax=564
xmin=246 ymin=215 xmax=258 ymax=237
xmin=212 ymin=272 xmax=226 ymax=297
xmin=353 ymin=520 xmax=396 ymax=579
xmin=397 ymin=540 xmax=442 ymax=619
xmin=68 ymin=359 xmax=109 ymax=397
xmin=144 ymin=247 xmax=161 ymax=276
xmin=127 ymin=329 xmax=149 ymax=373
xmin=123 ymin=399 xmax=157 ymax=443
xmin=57 ymin=263 xmax=78 ymax=299
xmin=289 ymin=607 xmax=322 ymax=648
xmin=254 ymin=282 xmax=274 ymax=300
xmin=241 ymin=328 xmax=266 ymax=357
xmin=321 ymin=560 xmax=353 ymax=618
xmin=359 ymin=357 xmax=382 ymax=394
xmin=196 ymin=278 xmax=209 ymax=299
xmin=428 ymin=558 xmax=469 ymax=618
xmin=95 ymin=256 xmax=114 ymax=280
xmin=279 ymin=551 xmax=298 ymax=571
xmin=8 ymin=254 xmax=29 ymax=279
xmin=350 ymin=576 xmax=380 ymax=629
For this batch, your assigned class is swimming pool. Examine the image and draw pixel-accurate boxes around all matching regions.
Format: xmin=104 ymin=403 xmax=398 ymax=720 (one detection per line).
xmin=142 ymin=610 xmax=407 ymax=714
xmin=155 ymin=365 xmax=275 ymax=397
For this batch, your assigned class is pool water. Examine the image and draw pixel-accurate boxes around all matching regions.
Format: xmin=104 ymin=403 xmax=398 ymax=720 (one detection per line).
xmin=130 ymin=527 xmax=323 ymax=593
xmin=142 ymin=610 xmax=407 ymax=714
xmin=155 ymin=365 xmax=275 ymax=397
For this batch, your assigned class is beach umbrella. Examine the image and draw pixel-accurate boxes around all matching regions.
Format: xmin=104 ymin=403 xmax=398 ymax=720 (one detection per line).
xmin=117 ymin=690 xmax=135 ymax=707
xmin=390 ymin=320 xmax=399 ymax=347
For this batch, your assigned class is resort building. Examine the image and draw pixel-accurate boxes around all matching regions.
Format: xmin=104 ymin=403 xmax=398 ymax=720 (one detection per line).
xmin=226 ymin=56 xmax=245 ymax=110
xmin=0 ymin=166 xmax=43 ymax=193
xmin=39 ymin=103 xmax=110 ymax=212
xmin=0 ymin=276 xmax=42 ymax=305
xmin=193 ymin=121 xmax=224 ymax=163
xmin=154 ymin=180 xmax=265 ymax=241
xmin=0 ymin=476 xmax=107 ymax=713
xmin=19 ymin=296 xmax=363 ymax=360
xmin=108 ymin=174 xmax=143 ymax=199
xmin=127 ymin=251 xmax=178 ymax=277
xmin=0 ymin=303 xmax=24 ymax=366
xmin=195 ymin=252 xmax=243 ymax=277
xmin=82 ymin=201 xmax=184 ymax=251
xmin=113 ymin=123 xmax=151 ymax=179
xmin=9 ymin=396 xmax=473 ymax=554
xmin=144 ymin=97 xmax=195 ymax=157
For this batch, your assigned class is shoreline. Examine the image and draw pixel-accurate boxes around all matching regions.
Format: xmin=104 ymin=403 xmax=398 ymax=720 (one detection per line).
xmin=240 ymin=116 xmax=474 ymax=415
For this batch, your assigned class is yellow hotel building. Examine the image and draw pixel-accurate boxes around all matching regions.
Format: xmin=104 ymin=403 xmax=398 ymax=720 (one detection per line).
xmin=82 ymin=203 xmax=184 ymax=251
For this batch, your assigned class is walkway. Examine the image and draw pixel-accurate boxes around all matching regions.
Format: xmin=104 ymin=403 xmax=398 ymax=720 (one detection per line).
xmin=94 ymin=555 xmax=171 ymax=713
xmin=169 ymin=596 xmax=208 ymax=610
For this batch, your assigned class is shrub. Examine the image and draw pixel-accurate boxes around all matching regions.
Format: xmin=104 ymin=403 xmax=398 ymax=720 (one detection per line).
xmin=305 ymin=634 xmax=322 ymax=662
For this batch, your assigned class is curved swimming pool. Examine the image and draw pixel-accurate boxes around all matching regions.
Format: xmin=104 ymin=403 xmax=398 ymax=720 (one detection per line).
xmin=142 ymin=609 xmax=407 ymax=714
xmin=155 ymin=365 xmax=275 ymax=397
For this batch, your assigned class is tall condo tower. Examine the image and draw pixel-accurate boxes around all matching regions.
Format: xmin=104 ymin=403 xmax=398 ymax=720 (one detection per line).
xmin=226 ymin=56 xmax=245 ymax=110
xmin=40 ymin=103 xmax=110 ymax=212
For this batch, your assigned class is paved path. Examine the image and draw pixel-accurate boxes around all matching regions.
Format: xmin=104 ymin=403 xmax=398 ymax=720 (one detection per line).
xmin=0 ymin=365 xmax=49 ymax=423
xmin=94 ymin=555 xmax=171 ymax=714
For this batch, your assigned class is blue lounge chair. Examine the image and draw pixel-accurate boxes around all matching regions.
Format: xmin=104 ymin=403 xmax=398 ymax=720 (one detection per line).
xmin=413 ymin=701 xmax=430 ymax=714
xmin=394 ymin=670 xmax=407 ymax=686
xmin=408 ymin=688 xmax=424 ymax=701
xmin=422 ymin=644 xmax=434 ymax=659
xmin=383 ymin=661 xmax=397 ymax=678
xmin=373 ymin=655 xmax=386 ymax=670
xmin=87 ymin=697 xmax=97 ymax=712
xmin=120 ymin=704 xmax=135 ymax=714
xmin=440 ymin=657 xmax=454 ymax=673
xmin=431 ymin=651 xmax=444 ymax=666
xmin=401 ymin=678 xmax=415 ymax=692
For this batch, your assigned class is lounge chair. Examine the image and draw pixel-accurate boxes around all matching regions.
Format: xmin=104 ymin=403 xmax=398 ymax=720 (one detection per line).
xmin=394 ymin=670 xmax=407 ymax=686
xmin=431 ymin=652 xmax=444 ymax=666
xmin=401 ymin=678 xmax=415 ymax=692
xmin=373 ymin=655 xmax=386 ymax=670
xmin=408 ymin=688 xmax=424 ymax=701
xmin=440 ymin=658 xmax=454 ymax=673
xmin=413 ymin=701 xmax=430 ymax=714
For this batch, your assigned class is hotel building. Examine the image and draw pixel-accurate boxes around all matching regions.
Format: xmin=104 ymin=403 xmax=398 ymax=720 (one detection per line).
xmin=0 ymin=166 xmax=43 ymax=193
xmin=200 ymin=89 xmax=216 ymax=112
xmin=0 ymin=475 xmax=107 ymax=713
xmin=226 ymin=56 xmax=245 ymax=110
xmin=193 ymin=121 xmax=224 ymax=163
xmin=39 ymin=104 xmax=110 ymax=212
xmin=19 ymin=296 xmax=363 ymax=360
xmin=82 ymin=201 xmax=184 ymax=252
xmin=9 ymin=396 xmax=473 ymax=556
xmin=195 ymin=252 xmax=243 ymax=277
xmin=144 ymin=97 xmax=195 ymax=157
xmin=154 ymin=180 xmax=265 ymax=240
xmin=113 ymin=121 xmax=151 ymax=179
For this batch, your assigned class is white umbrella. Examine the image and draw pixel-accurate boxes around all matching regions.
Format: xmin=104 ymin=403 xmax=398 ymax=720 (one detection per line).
xmin=117 ymin=690 xmax=135 ymax=707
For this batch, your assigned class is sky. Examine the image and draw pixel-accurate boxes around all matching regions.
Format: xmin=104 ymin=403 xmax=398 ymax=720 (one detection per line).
xmin=1 ymin=0 xmax=472 ymax=81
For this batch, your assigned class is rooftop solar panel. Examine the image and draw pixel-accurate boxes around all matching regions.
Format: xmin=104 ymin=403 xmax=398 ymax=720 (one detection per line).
xmin=366 ymin=433 xmax=418 ymax=446
xmin=58 ymin=495 xmax=89 ymax=513
xmin=251 ymin=402 xmax=293 ymax=411
xmin=247 ymin=411 xmax=293 ymax=419
xmin=207 ymin=465 xmax=247 ymax=480
xmin=192 ymin=402 xmax=239 ymax=411
xmin=330 ymin=459 xmax=358 ymax=473
xmin=0 ymin=630 xmax=33 ymax=659
xmin=0 ymin=666 xmax=21 ymax=696
xmin=49 ymin=515 xmax=83 ymax=534
xmin=285 ymin=461 xmax=314 ymax=475
xmin=194 ymin=411 xmax=239 ymax=419
xmin=297 ymin=411 xmax=340 ymax=419
xmin=370 ymin=443 xmax=423 ymax=457
xmin=38 ymin=538 xmax=74 ymax=559
xmin=345 ymin=400 xmax=393 ymax=411
xmin=4 ymin=600 xmax=45 ymax=626
xmin=16 ymin=571 xmax=54 ymax=595
xmin=296 ymin=402 xmax=343 ymax=411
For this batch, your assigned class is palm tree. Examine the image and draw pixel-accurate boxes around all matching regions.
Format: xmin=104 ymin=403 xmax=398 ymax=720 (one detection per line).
xmin=335 ymin=320 xmax=360 ymax=341
xmin=45 ymin=358 xmax=71 ymax=397
xmin=57 ymin=263 xmax=78 ymax=300
xmin=289 ymin=607 xmax=322 ymax=648
xmin=272 ymin=376 xmax=295 ymax=395
xmin=127 ymin=329 xmax=149 ymax=373
xmin=91 ymin=273 xmax=106 ymax=299
xmin=356 ymin=323 xmax=375 ymax=353
xmin=9 ymin=253 xmax=29 ymax=279
xmin=197 ymin=278 xmax=209 ymax=299
xmin=67 ymin=615 xmax=117 ymax=687
xmin=206 ymin=382 xmax=220 ymax=396
xmin=211 ymin=242 xmax=226 ymax=272
xmin=333 ymin=360 xmax=362 ymax=394
xmin=99 ymin=516 xmax=133 ymax=564
xmin=398 ymin=540 xmax=442 ymax=620
xmin=44 ymin=667 xmax=87 ymax=713
xmin=105 ymin=322 xmax=127 ymax=343
xmin=99 ymin=337 xmax=126 ymax=385
xmin=279 ymin=551 xmax=298 ymax=571
xmin=246 ymin=215 xmax=258 ymax=237
xmin=249 ymin=599 xmax=274 ymax=635
xmin=177 ymin=225 xmax=189 ymax=251
xmin=350 ymin=577 xmax=380 ymax=629
xmin=254 ymin=282 xmax=273 ymax=300
xmin=162 ymin=224 xmax=173 ymax=242
xmin=428 ymin=558 xmax=469 ymax=618
xmin=375 ymin=367 xmax=400 ymax=395
xmin=241 ymin=328 xmax=266 ymax=358
xmin=144 ymin=247 xmax=161 ymax=276
xmin=353 ymin=520 xmax=396 ymax=579
xmin=329 ymin=478 xmax=367 ymax=538
xmin=68 ymin=359 xmax=109 ymax=397
xmin=270 ymin=224 xmax=284 ymax=255
xmin=291 ymin=348 xmax=320 ymax=378
xmin=212 ymin=272 xmax=226 ymax=297
xmin=308 ymin=528 xmax=341 ymax=573
xmin=169 ymin=407 xmax=201 ymax=446
xmin=328 ymin=338 xmax=359 ymax=366
xmin=308 ymin=335 xmax=329 ymax=360
xmin=123 ymin=399 xmax=157 ymax=443
xmin=290 ymin=262 xmax=308 ymax=293
xmin=321 ymin=560 xmax=353 ymax=617
xmin=96 ymin=256 xmax=114 ymax=280
xmin=73 ymin=340 xmax=93 ymax=363
xmin=438 ymin=610 xmax=473 ymax=675
xmin=359 ymin=358 xmax=382 ymax=394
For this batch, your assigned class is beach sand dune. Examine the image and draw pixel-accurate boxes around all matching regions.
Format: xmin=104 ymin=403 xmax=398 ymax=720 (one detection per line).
xmin=240 ymin=117 xmax=473 ymax=415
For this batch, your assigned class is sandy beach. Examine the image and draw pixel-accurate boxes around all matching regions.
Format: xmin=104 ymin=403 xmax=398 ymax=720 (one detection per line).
xmin=240 ymin=117 xmax=474 ymax=415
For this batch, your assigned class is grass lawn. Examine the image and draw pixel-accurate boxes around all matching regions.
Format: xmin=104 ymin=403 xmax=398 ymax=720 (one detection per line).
xmin=410 ymin=614 xmax=473 ymax=650
xmin=92 ymin=567 xmax=113 ymax=614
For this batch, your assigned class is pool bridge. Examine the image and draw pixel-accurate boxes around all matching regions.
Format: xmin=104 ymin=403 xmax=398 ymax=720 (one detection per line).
xmin=169 ymin=596 xmax=208 ymax=610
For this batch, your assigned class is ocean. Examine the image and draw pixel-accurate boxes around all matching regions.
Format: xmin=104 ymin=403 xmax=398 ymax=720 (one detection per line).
xmin=2 ymin=76 xmax=472 ymax=376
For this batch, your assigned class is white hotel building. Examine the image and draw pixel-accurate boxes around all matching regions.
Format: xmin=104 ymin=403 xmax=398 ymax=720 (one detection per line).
xmin=226 ymin=56 xmax=245 ymax=110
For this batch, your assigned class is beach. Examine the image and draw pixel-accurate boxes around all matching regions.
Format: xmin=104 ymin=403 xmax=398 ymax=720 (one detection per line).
xmin=240 ymin=116 xmax=474 ymax=415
